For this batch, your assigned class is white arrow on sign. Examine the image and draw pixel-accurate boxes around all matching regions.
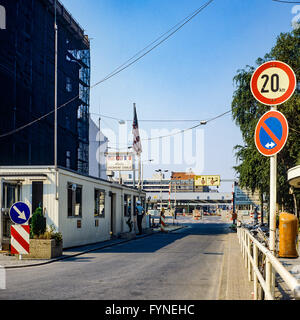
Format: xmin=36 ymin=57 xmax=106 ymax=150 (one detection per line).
xmin=13 ymin=205 xmax=27 ymax=220
xmin=265 ymin=142 xmax=275 ymax=149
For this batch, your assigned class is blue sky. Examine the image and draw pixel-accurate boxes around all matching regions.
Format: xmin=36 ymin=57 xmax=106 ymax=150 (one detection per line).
xmin=61 ymin=0 xmax=297 ymax=191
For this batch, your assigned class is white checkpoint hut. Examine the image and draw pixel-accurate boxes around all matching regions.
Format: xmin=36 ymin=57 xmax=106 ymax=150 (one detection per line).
xmin=0 ymin=166 xmax=146 ymax=249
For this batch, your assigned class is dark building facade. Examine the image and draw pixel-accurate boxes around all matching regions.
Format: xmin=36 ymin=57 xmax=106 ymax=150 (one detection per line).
xmin=0 ymin=0 xmax=90 ymax=174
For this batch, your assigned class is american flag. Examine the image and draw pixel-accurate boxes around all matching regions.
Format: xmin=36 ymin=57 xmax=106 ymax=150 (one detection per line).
xmin=132 ymin=104 xmax=142 ymax=155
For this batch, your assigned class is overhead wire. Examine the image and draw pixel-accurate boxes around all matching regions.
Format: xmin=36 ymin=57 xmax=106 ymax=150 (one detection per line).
xmin=272 ymin=0 xmax=300 ymax=3
xmin=91 ymin=112 xmax=208 ymax=123
xmin=94 ymin=108 xmax=233 ymax=147
xmin=91 ymin=1 xmax=213 ymax=86
xmin=0 ymin=0 xmax=214 ymax=140
xmin=90 ymin=0 xmax=214 ymax=88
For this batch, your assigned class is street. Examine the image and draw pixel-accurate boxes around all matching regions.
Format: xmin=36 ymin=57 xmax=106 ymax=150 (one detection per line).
xmin=0 ymin=217 xmax=229 ymax=300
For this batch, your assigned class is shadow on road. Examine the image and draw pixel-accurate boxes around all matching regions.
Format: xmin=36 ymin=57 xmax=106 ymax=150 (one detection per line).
xmin=85 ymin=221 xmax=232 ymax=254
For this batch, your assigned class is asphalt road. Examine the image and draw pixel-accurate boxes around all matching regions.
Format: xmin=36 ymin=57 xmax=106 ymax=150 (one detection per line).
xmin=0 ymin=216 xmax=230 ymax=300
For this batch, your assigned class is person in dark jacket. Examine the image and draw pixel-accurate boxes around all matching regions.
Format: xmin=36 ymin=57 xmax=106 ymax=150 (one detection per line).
xmin=136 ymin=200 xmax=145 ymax=235
xmin=254 ymin=206 xmax=259 ymax=224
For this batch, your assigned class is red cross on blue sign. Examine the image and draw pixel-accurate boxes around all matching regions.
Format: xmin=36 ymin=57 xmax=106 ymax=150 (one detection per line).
xmin=255 ymin=110 xmax=289 ymax=157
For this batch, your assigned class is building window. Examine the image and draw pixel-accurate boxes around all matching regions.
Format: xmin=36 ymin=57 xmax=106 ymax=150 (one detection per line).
xmin=94 ymin=189 xmax=105 ymax=218
xmin=66 ymin=77 xmax=72 ymax=92
xmin=2 ymin=183 xmax=20 ymax=209
xmin=67 ymin=183 xmax=82 ymax=217
xmin=124 ymin=194 xmax=131 ymax=217
xmin=65 ymin=116 xmax=70 ymax=130
xmin=32 ymin=181 xmax=43 ymax=213
xmin=66 ymin=151 xmax=71 ymax=168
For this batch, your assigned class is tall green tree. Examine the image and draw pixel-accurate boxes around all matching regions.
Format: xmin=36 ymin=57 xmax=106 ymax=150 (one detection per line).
xmin=232 ymin=28 xmax=300 ymax=216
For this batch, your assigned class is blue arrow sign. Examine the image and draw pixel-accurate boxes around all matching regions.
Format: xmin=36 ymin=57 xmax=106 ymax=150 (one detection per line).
xmin=9 ymin=202 xmax=31 ymax=225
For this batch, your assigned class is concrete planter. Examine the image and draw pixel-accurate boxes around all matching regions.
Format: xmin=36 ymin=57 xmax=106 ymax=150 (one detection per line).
xmin=22 ymin=239 xmax=63 ymax=259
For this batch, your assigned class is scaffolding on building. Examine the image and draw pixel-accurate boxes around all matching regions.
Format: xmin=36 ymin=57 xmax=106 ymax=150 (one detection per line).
xmin=0 ymin=0 xmax=91 ymax=174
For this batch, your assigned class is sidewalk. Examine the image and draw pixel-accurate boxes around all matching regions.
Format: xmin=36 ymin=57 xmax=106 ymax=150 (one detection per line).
xmin=0 ymin=225 xmax=184 ymax=269
xmin=218 ymin=231 xmax=253 ymax=300
xmin=274 ymin=252 xmax=300 ymax=300
xmin=221 ymin=212 xmax=300 ymax=300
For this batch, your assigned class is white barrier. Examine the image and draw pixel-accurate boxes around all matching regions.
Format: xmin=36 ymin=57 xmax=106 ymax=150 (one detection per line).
xmin=0 ymin=265 xmax=5 ymax=290
xmin=237 ymin=227 xmax=300 ymax=300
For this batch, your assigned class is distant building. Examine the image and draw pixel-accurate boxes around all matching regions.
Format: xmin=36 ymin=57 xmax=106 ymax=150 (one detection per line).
xmin=122 ymin=171 xmax=229 ymax=213
xmin=123 ymin=173 xmax=170 ymax=193
xmin=123 ymin=171 xmax=211 ymax=193
xmin=170 ymin=171 xmax=209 ymax=193
xmin=0 ymin=0 xmax=90 ymax=174
xmin=234 ymin=183 xmax=264 ymax=214
xmin=287 ymin=165 xmax=300 ymax=217
xmin=89 ymin=117 xmax=108 ymax=180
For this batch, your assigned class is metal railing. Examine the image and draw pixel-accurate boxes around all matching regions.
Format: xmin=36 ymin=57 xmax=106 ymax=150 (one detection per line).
xmin=237 ymin=226 xmax=300 ymax=300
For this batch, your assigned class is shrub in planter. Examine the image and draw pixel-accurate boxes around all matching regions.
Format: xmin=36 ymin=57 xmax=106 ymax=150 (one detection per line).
xmin=30 ymin=207 xmax=46 ymax=239
xmin=39 ymin=224 xmax=63 ymax=245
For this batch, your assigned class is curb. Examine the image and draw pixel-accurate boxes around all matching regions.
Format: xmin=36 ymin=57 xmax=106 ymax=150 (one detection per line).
xmin=4 ymin=230 xmax=157 ymax=269
xmin=217 ymin=231 xmax=230 ymax=300
xmin=4 ymin=225 xmax=187 ymax=269
xmin=153 ymin=225 xmax=186 ymax=234
xmin=166 ymin=225 xmax=187 ymax=232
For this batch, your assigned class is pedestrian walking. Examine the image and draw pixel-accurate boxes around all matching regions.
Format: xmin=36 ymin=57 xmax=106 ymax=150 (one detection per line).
xmin=136 ymin=200 xmax=145 ymax=235
xmin=232 ymin=210 xmax=237 ymax=225
xmin=160 ymin=207 xmax=165 ymax=225
xmin=254 ymin=206 xmax=259 ymax=224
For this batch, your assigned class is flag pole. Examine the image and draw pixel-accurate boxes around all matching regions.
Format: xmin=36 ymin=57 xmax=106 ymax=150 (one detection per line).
xmin=138 ymin=155 xmax=141 ymax=190
xmin=133 ymin=103 xmax=136 ymax=188
xmin=132 ymin=102 xmax=142 ymax=192
xmin=54 ymin=0 xmax=58 ymax=200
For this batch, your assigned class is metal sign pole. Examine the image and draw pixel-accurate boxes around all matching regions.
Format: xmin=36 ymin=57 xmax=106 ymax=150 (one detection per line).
xmin=251 ymin=61 xmax=296 ymax=299
xmin=266 ymin=105 xmax=278 ymax=296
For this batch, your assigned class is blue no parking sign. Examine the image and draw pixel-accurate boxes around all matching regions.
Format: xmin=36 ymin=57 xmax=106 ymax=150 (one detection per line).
xmin=9 ymin=202 xmax=31 ymax=225
xmin=255 ymin=110 xmax=289 ymax=157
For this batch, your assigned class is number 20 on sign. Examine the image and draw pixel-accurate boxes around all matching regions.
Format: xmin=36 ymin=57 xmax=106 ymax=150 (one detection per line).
xmin=250 ymin=60 xmax=296 ymax=106
xmin=250 ymin=61 xmax=296 ymax=294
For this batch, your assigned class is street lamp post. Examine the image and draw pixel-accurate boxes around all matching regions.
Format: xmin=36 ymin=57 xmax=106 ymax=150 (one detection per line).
xmin=155 ymin=169 xmax=168 ymax=211
xmin=173 ymin=176 xmax=181 ymax=219
xmin=141 ymin=159 xmax=154 ymax=190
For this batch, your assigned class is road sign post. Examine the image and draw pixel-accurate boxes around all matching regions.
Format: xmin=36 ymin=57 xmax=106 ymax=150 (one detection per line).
xmin=9 ymin=202 xmax=31 ymax=225
xmin=251 ymin=60 xmax=296 ymax=298
xmin=10 ymin=225 xmax=30 ymax=257
xmin=268 ymin=139 xmax=277 ymax=296
xmin=9 ymin=202 xmax=31 ymax=258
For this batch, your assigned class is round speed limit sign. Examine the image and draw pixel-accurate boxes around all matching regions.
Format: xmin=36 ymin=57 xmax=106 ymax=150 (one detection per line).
xmin=250 ymin=61 xmax=296 ymax=106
